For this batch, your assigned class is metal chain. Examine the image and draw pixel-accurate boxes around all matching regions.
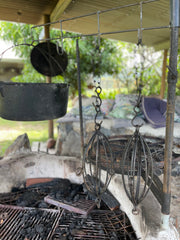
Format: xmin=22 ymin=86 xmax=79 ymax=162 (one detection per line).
xmin=92 ymin=13 xmax=103 ymax=131
xmin=131 ymin=41 xmax=145 ymax=128
xmin=93 ymin=85 xmax=103 ymax=131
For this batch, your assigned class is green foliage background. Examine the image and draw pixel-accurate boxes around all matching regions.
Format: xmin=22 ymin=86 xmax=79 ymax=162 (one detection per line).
xmin=1 ymin=21 xmax=179 ymax=97
xmin=0 ymin=22 xmax=122 ymax=97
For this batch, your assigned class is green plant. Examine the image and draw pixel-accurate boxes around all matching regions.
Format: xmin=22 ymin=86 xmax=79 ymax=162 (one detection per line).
xmin=0 ymin=22 xmax=122 ymax=98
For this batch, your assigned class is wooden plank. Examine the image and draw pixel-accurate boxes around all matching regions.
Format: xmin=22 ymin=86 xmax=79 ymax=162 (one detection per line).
xmin=50 ymin=0 xmax=72 ymax=22
xmin=44 ymin=195 xmax=96 ymax=215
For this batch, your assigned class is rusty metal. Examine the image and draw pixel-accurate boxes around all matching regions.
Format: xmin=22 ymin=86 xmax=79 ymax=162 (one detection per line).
xmin=44 ymin=195 xmax=96 ymax=215
xmin=51 ymin=209 xmax=137 ymax=240
xmin=122 ymin=38 xmax=153 ymax=214
xmin=83 ymin=85 xmax=114 ymax=208
xmin=122 ymin=128 xmax=153 ymax=214
xmin=162 ymin=0 xmax=179 ymax=217
xmin=76 ymin=39 xmax=85 ymax=159
xmin=0 ymin=204 xmax=63 ymax=240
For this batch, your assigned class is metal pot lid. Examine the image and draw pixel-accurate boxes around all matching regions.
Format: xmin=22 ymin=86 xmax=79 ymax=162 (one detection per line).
xmin=30 ymin=42 xmax=68 ymax=77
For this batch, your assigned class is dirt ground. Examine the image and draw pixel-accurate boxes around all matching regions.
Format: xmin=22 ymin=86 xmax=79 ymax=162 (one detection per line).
xmin=170 ymin=176 xmax=180 ymax=235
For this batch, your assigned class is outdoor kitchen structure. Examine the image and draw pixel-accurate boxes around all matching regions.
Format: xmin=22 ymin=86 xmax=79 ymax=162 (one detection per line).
xmin=0 ymin=0 xmax=180 ymax=240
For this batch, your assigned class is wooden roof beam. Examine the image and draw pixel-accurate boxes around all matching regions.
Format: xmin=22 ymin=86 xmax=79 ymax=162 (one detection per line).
xmin=50 ymin=0 xmax=72 ymax=22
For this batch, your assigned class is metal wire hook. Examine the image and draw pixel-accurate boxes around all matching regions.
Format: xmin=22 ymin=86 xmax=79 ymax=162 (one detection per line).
xmin=60 ymin=21 xmax=64 ymax=54
xmin=137 ymin=2 xmax=143 ymax=45
xmin=97 ymin=11 xmax=101 ymax=50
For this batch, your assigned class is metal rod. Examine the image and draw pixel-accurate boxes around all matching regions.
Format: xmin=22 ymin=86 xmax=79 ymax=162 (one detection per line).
xmin=30 ymin=25 xmax=171 ymax=44
xmin=160 ymin=49 xmax=168 ymax=99
xmin=44 ymin=14 xmax=54 ymax=139
xmin=76 ymin=39 xmax=84 ymax=159
xmin=31 ymin=0 xmax=158 ymax=30
xmin=161 ymin=0 xmax=179 ymax=227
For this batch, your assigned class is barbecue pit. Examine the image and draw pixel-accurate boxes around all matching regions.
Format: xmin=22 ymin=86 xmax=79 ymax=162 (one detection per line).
xmin=0 ymin=137 xmax=179 ymax=240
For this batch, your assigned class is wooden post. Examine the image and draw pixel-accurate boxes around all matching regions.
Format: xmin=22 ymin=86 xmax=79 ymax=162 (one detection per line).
xmin=161 ymin=0 xmax=179 ymax=229
xmin=160 ymin=49 xmax=168 ymax=99
xmin=44 ymin=14 xmax=54 ymax=139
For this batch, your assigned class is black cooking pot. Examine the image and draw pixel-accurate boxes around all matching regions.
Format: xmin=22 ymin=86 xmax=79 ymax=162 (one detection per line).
xmin=30 ymin=42 xmax=68 ymax=77
xmin=0 ymin=82 xmax=69 ymax=121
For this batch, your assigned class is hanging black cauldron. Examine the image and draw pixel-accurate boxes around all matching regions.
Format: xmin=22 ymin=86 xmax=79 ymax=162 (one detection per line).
xmin=0 ymin=82 xmax=69 ymax=121
xmin=30 ymin=42 xmax=68 ymax=77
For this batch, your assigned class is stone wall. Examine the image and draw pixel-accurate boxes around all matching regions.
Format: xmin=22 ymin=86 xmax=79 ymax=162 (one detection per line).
xmin=55 ymin=118 xmax=180 ymax=157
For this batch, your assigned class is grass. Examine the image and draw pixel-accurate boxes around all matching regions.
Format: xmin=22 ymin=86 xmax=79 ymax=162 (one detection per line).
xmin=0 ymin=118 xmax=58 ymax=157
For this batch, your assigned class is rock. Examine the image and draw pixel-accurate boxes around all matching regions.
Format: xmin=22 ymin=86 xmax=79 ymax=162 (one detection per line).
xmin=47 ymin=138 xmax=56 ymax=149
xmin=61 ymin=130 xmax=81 ymax=157
xmin=172 ymin=165 xmax=180 ymax=177
xmin=4 ymin=133 xmax=31 ymax=157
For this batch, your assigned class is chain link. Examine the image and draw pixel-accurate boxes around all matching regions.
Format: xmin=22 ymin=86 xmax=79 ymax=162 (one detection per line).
xmin=93 ymin=85 xmax=102 ymax=131
xmin=132 ymin=42 xmax=145 ymax=127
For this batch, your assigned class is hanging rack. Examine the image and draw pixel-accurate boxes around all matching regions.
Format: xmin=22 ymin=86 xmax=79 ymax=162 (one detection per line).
xmin=28 ymin=0 xmax=175 ymax=45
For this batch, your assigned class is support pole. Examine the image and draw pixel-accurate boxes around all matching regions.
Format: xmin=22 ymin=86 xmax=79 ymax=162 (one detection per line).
xmin=76 ymin=39 xmax=84 ymax=158
xmin=161 ymin=0 xmax=179 ymax=229
xmin=44 ymin=14 xmax=54 ymax=139
xmin=160 ymin=49 xmax=168 ymax=99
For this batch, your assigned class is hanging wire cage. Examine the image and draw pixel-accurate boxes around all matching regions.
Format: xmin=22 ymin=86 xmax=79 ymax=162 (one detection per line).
xmin=82 ymin=86 xmax=114 ymax=208
xmin=122 ymin=41 xmax=153 ymax=214
xmin=122 ymin=125 xmax=153 ymax=214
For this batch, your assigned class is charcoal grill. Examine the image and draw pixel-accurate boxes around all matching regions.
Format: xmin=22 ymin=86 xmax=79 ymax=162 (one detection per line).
xmin=0 ymin=204 xmax=63 ymax=240
xmin=51 ymin=209 xmax=137 ymax=240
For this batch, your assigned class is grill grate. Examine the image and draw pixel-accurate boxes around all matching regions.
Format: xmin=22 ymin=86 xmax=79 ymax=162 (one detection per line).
xmin=51 ymin=210 xmax=137 ymax=240
xmin=0 ymin=204 xmax=63 ymax=240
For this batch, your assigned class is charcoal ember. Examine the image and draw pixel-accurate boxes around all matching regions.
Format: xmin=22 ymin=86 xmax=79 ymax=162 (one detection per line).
xmin=52 ymin=233 xmax=66 ymax=240
xmin=69 ymin=189 xmax=77 ymax=199
xmin=30 ymin=229 xmax=36 ymax=236
xmin=26 ymin=227 xmax=32 ymax=234
xmin=22 ymin=213 xmax=29 ymax=220
xmin=67 ymin=235 xmax=73 ymax=240
xmin=35 ymin=224 xmax=44 ymax=234
xmin=76 ymin=225 xmax=81 ymax=229
xmin=38 ymin=201 xmax=48 ymax=208
xmin=172 ymin=165 xmax=180 ymax=176
xmin=80 ymin=219 xmax=85 ymax=225
xmin=69 ymin=222 xmax=75 ymax=229
xmin=71 ymin=183 xmax=83 ymax=191
xmin=99 ymin=229 xmax=105 ymax=234
xmin=20 ymin=228 xmax=26 ymax=236
xmin=111 ymin=231 xmax=118 ymax=239
xmin=16 ymin=191 xmax=41 ymax=207
xmin=61 ymin=229 xmax=66 ymax=235
xmin=73 ymin=194 xmax=80 ymax=202
xmin=56 ymin=191 xmax=64 ymax=199
xmin=17 ymin=200 xmax=28 ymax=207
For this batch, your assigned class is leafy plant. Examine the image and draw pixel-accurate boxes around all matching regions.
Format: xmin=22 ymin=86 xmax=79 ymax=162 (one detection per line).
xmin=0 ymin=22 xmax=121 ymax=97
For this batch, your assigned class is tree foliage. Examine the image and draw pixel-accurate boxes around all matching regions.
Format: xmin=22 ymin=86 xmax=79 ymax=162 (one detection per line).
xmin=0 ymin=21 xmax=122 ymax=97
xmin=1 ymin=21 xmax=177 ymax=98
